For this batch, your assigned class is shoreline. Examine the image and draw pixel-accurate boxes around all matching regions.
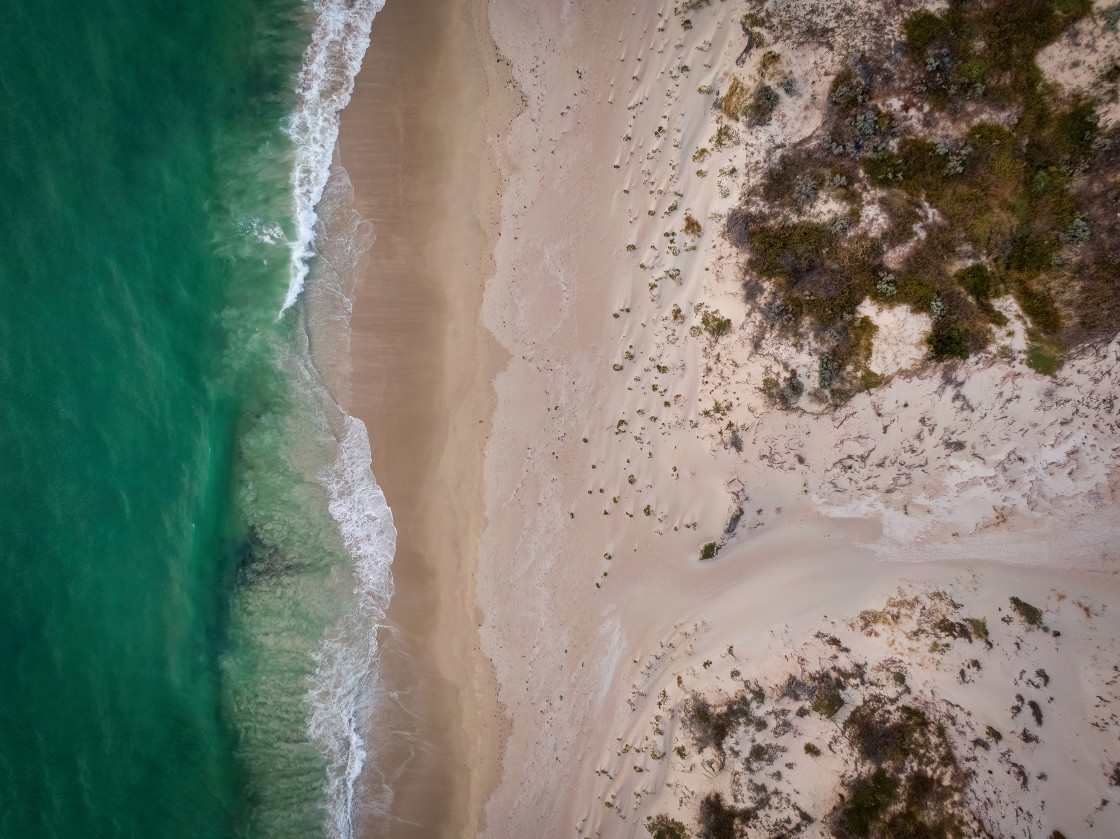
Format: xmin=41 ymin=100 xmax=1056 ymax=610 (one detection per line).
xmin=337 ymin=0 xmax=515 ymax=835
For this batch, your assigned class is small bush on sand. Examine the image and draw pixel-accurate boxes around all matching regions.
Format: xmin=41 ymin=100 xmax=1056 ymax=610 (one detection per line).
xmin=646 ymin=814 xmax=690 ymax=839
xmin=1009 ymin=596 xmax=1044 ymax=628
xmin=746 ymin=84 xmax=779 ymax=124
xmin=967 ymin=618 xmax=989 ymax=641
xmin=812 ymin=684 xmax=844 ymax=718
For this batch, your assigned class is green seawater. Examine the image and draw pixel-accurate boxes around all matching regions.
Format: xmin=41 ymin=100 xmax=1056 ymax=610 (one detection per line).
xmin=0 ymin=1 xmax=378 ymax=836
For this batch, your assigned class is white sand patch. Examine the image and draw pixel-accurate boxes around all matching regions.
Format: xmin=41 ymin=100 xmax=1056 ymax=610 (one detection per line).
xmin=1038 ymin=6 xmax=1120 ymax=127
xmin=990 ymin=295 xmax=1031 ymax=360
xmin=857 ymin=299 xmax=932 ymax=376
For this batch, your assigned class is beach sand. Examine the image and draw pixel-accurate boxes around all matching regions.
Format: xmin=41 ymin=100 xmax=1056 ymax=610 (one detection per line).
xmin=341 ymin=0 xmax=1120 ymax=836
xmin=338 ymin=0 xmax=514 ymax=835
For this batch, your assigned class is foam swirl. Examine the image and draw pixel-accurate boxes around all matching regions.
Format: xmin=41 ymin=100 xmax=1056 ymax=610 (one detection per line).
xmin=284 ymin=0 xmax=385 ymax=311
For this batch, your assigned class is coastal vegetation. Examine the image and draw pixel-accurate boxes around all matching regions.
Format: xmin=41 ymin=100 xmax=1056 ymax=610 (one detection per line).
xmin=726 ymin=0 xmax=1120 ymax=394
xmin=1009 ymin=595 xmax=1045 ymax=628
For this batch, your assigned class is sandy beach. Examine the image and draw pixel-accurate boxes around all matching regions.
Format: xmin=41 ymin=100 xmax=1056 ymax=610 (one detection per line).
xmin=341 ymin=0 xmax=1120 ymax=836
xmin=338 ymin=0 xmax=514 ymax=834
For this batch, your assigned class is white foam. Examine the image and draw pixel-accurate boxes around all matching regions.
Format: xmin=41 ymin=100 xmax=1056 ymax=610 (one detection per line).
xmin=283 ymin=0 xmax=385 ymax=312
xmin=285 ymin=2 xmax=393 ymax=836
xmin=309 ymin=415 xmax=397 ymax=839
xmin=242 ymin=217 xmax=289 ymax=246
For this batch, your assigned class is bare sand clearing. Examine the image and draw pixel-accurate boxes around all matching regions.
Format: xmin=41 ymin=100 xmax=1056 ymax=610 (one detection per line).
xmin=344 ymin=0 xmax=1120 ymax=836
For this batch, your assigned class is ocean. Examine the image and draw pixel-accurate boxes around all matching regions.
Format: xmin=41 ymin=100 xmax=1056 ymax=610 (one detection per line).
xmin=0 ymin=1 xmax=393 ymax=837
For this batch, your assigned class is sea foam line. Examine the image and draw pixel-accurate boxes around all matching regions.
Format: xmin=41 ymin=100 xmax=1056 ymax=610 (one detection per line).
xmin=284 ymin=0 xmax=385 ymax=312
xmin=285 ymin=2 xmax=394 ymax=837
xmin=309 ymin=415 xmax=396 ymax=839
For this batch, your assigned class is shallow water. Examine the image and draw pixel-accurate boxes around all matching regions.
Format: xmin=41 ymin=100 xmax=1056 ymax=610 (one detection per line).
xmin=0 ymin=1 xmax=392 ymax=836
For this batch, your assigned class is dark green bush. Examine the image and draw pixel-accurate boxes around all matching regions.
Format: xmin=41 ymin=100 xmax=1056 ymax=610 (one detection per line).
xmin=955 ymin=264 xmax=995 ymax=302
xmin=841 ymin=768 xmax=899 ymax=838
xmin=746 ymin=84 xmax=780 ymax=123
xmin=902 ymin=9 xmax=952 ymax=56
xmin=927 ymin=322 xmax=970 ymax=359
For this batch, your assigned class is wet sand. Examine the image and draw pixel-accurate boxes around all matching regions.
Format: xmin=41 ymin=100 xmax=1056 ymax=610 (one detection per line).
xmin=337 ymin=0 xmax=513 ymax=835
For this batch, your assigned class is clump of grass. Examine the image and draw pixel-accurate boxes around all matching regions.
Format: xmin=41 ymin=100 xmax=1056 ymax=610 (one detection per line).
xmin=684 ymin=214 xmax=702 ymax=236
xmin=710 ymin=122 xmax=738 ymax=151
xmin=701 ymin=310 xmax=732 ymax=338
xmin=721 ymin=76 xmax=750 ymax=120
xmin=699 ymin=542 xmax=719 ymax=560
xmin=1009 ymin=596 xmax=1044 ymax=628
xmin=967 ymin=617 xmax=989 ymax=642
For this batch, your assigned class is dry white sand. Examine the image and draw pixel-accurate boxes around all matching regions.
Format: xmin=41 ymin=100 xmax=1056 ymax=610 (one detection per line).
xmin=466 ymin=0 xmax=1120 ymax=836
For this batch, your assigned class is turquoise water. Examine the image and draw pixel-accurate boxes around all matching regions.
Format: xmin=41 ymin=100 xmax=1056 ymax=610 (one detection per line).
xmin=0 ymin=1 xmax=392 ymax=837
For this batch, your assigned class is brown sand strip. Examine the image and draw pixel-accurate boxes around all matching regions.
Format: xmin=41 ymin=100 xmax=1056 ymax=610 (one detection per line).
xmin=338 ymin=0 xmax=515 ymax=836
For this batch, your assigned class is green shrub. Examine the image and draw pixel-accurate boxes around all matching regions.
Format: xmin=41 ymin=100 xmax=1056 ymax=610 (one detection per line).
xmin=967 ymin=618 xmax=989 ymax=641
xmin=746 ymin=84 xmax=780 ymax=123
xmin=804 ymin=742 xmax=822 ymax=756
xmin=1026 ymin=341 xmax=1062 ymax=375
xmin=701 ymin=310 xmax=732 ymax=338
xmin=812 ymin=684 xmax=844 ymax=718
xmin=699 ymin=542 xmax=720 ymax=560
xmin=1009 ymin=596 xmax=1044 ymax=627
xmin=926 ymin=322 xmax=970 ymax=359
xmin=842 ymin=768 xmax=899 ymax=838
xmin=902 ymin=9 xmax=952 ymax=55
xmin=955 ymin=264 xmax=995 ymax=302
